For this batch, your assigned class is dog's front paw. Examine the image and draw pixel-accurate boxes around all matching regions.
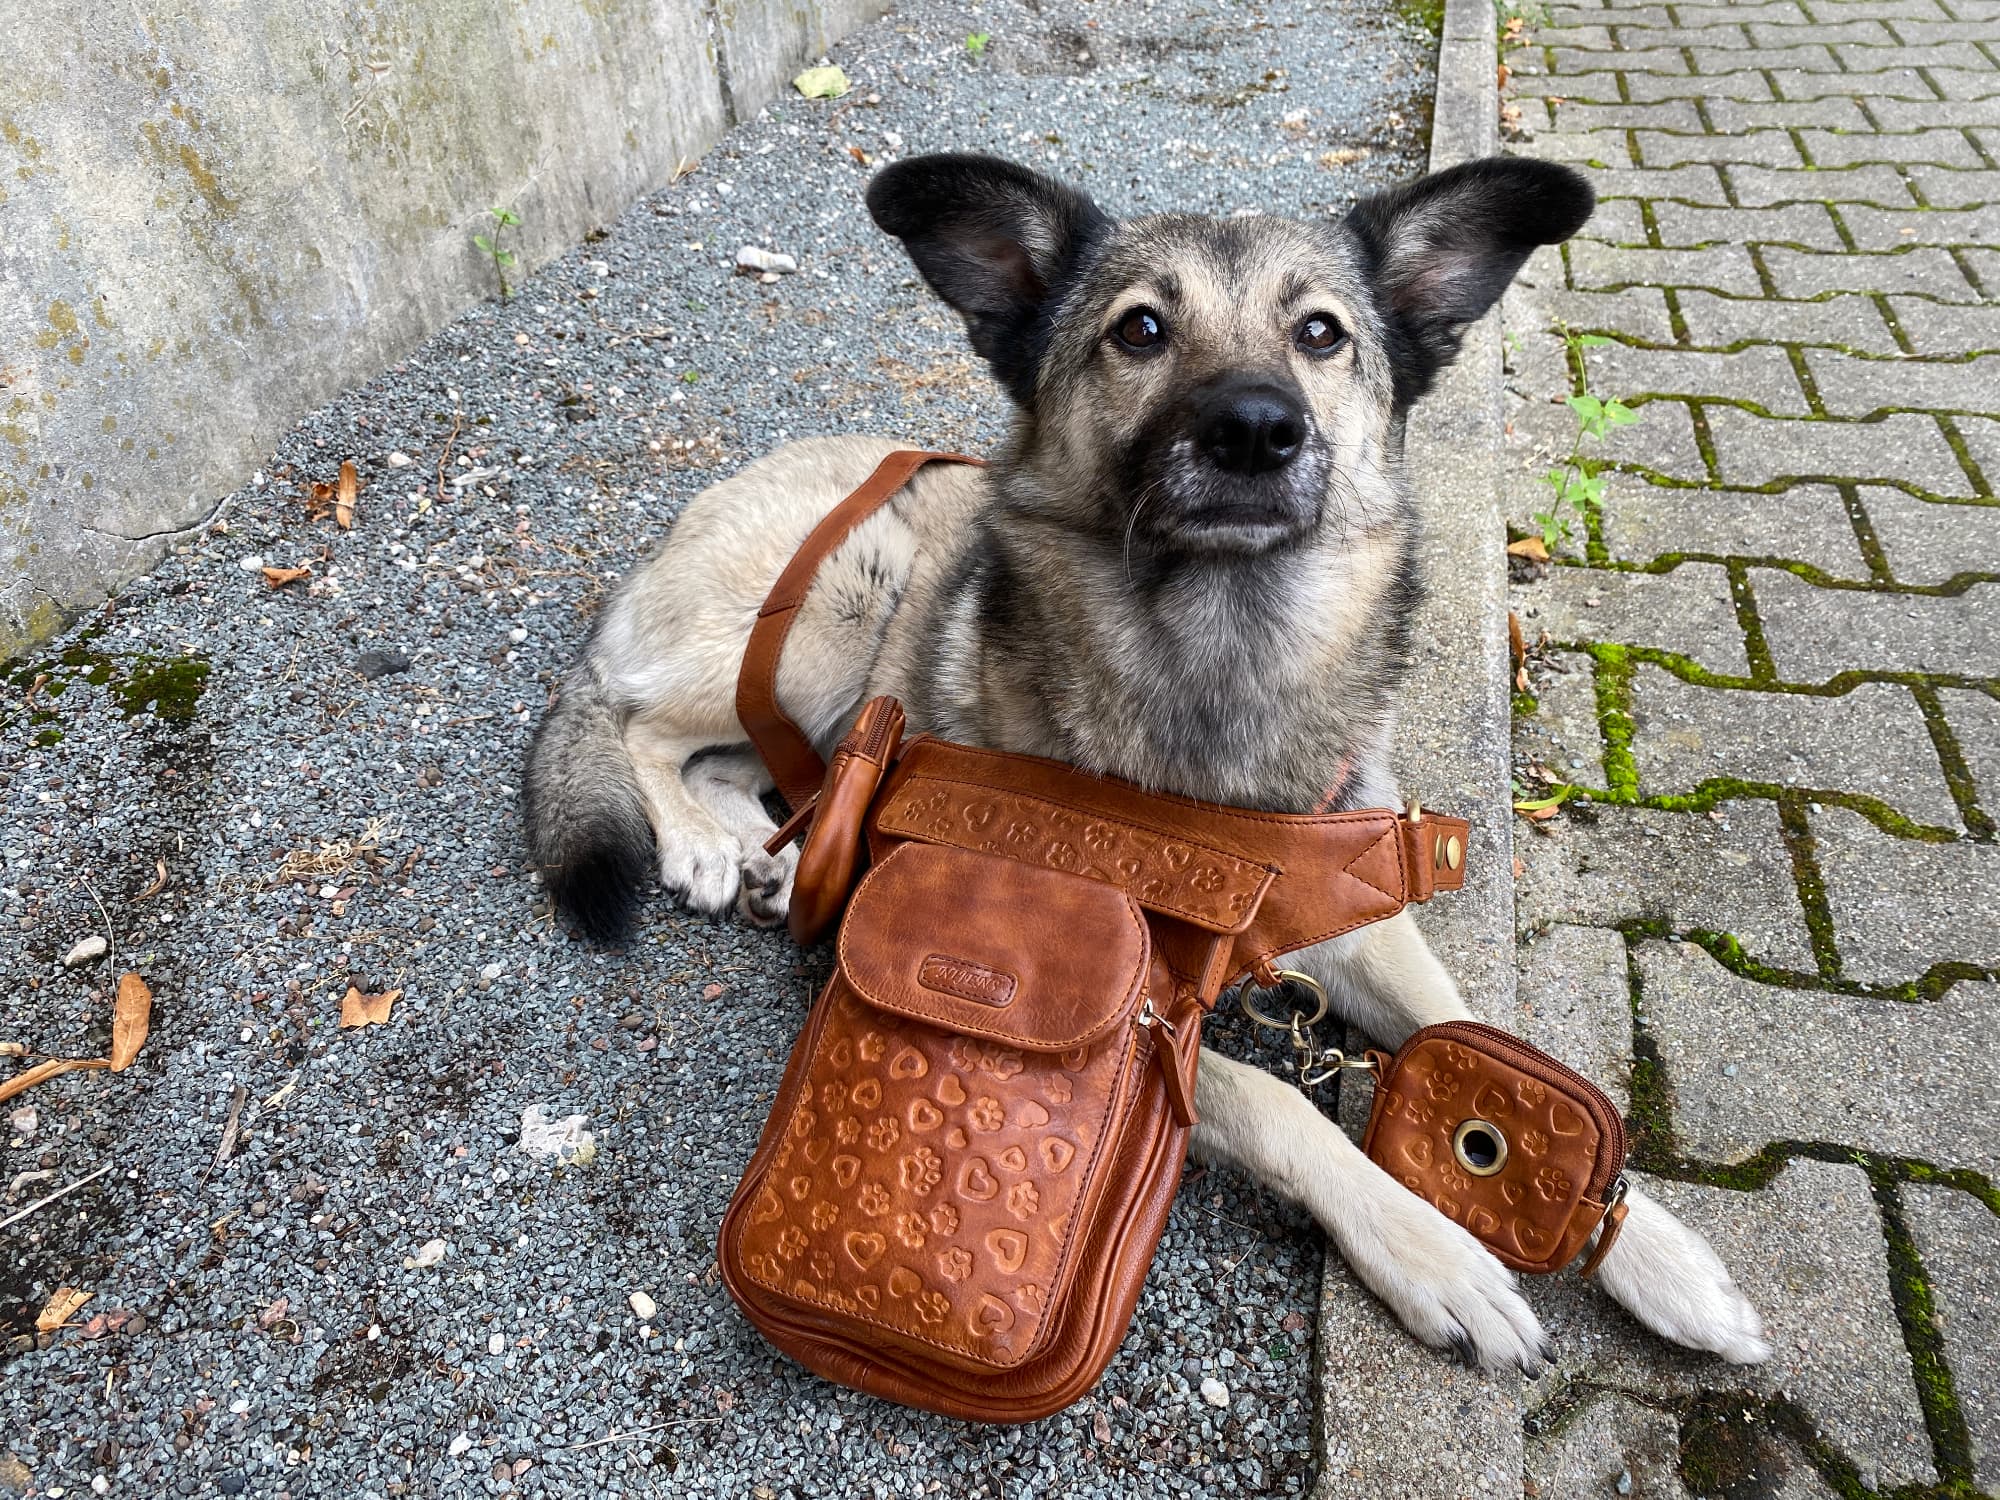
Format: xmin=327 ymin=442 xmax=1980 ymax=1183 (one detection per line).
xmin=1592 ymin=1184 xmax=1770 ymax=1363
xmin=735 ymin=844 xmax=796 ymax=928
xmin=658 ymin=827 xmax=743 ymax=915
xmin=1348 ymin=1179 xmax=1552 ymax=1375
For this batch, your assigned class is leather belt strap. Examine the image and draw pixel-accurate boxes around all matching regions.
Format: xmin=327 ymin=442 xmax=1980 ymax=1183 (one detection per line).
xmin=737 ymin=449 xmax=985 ymax=810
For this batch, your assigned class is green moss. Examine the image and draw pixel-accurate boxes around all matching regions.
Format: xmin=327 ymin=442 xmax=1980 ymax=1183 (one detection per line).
xmin=2 ymin=631 xmax=210 ymax=731
xmin=1585 ymin=642 xmax=1640 ymax=798
xmin=110 ymin=653 xmax=209 ymax=723
xmin=1401 ymin=0 xmax=1444 ymax=35
xmin=1512 ymin=688 xmax=1540 ymax=717
xmin=1873 ymin=1176 xmax=1978 ymax=1487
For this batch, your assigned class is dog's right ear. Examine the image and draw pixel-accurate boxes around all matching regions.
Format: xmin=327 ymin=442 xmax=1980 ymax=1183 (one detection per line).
xmin=868 ymin=153 xmax=1111 ymax=404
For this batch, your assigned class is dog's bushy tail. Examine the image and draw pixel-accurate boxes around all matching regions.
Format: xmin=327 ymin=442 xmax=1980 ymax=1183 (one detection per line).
xmin=523 ymin=663 xmax=653 ymax=942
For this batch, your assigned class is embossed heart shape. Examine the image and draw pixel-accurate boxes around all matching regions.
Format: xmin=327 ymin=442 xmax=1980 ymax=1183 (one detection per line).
xmin=1513 ymin=1219 xmax=1554 ymax=1255
xmin=802 ymin=1137 xmax=829 ymax=1165
xmin=986 ymin=1228 xmax=1028 ymax=1274
xmin=1549 ymin=1099 xmax=1584 ymax=1136
xmin=1039 ymin=1137 xmax=1076 ymax=1172
xmin=1467 ymin=1206 xmax=1500 ymax=1238
xmin=935 ymin=1075 xmax=967 ymax=1106
xmin=1501 ymin=1180 xmax=1526 ymax=1205
xmin=844 ymin=1232 xmax=885 ymax=1269
xmin=831 ymin=1154 xmax=861 ymax=1188
xmin=789 ymin=1175 xmax=811 ymax=1200
xmin=959 ymin=1159 xmax=999 ymax=1202
xmin=945 ymin=1127 xmax=969 ymax=1150
xmin=907 ymin=1099 xmax=942 ymax=1132
xmin=753 ymin=1185 xmax=784 ymax=1223
xmin=850 ymin=1078 xmax=882 ymax=1110
xmin=1473 ymin=1084 xmax=1511 ymax=1118
xmin=1402 ymin=1136 xmax=1434 ymax=1169
xmin=997 ymin=1145 xmax=1027 ymax=1173
xmin=887 ymin=1267 xmax=922 ymax=1299
xmin=1014 ymin=1101 xmax=1050 ymax=1129
xmin=889 ymin=1047 xmax=929 ymax=1081
xmin=971 ymin=1294 xmax=1016 ymax=1335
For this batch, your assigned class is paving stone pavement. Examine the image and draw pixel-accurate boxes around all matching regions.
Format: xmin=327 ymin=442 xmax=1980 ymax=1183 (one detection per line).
xmin=1502 ymin=0 xmax=2000 ymax=1488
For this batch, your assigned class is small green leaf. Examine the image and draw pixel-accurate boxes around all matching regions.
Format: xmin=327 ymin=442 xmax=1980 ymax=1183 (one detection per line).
xmin=473 ymin=234 xmax=494 ymax=253
xmin=965 ymin=31 xmax=990 ymax=54
xmin=681 ymin=369 xmax=700 ymax=384
xmin=493 ymin=207 xmax=521 ymax=226
xmin=1512 ymin=784 xmax=1574 ymax=812
xmin=496 ymin=250 xmax=517 ymax=267
xmin=1573 ymin=333 xmax=1614 ymax=348
xmin=1566 ymin=393 xmax=1604 ymax=423
xmin=1603 ymin=400 xmax=1638 ymax=426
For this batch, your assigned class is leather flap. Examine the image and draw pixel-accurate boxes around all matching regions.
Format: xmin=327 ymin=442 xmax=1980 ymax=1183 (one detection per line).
xmin=837 ymin=843 xmax=1150 ymax=1051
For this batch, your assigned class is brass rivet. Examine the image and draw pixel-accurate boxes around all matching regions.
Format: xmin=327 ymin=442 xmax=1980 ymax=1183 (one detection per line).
xmin=1446 ymin=835 xmax=1463 ymax=871
xmin=1433 ymin=835 xmax=1446 ymax=870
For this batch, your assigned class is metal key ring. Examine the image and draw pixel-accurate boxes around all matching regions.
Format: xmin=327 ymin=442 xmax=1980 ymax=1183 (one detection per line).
xmin=1239 ymin=969 xmax=1330 ymax=1031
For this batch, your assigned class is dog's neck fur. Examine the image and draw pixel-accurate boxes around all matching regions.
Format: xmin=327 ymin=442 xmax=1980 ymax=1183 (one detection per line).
xmin=902 ymin=458 xmax=1417 ymax=815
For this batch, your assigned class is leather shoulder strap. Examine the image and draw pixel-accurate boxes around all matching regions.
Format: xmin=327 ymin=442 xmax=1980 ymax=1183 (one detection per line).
xmin=736 ymin=449 xmax=984 ymax=809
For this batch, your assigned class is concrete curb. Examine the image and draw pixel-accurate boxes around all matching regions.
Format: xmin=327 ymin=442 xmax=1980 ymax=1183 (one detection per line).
xmin=1311 ymin=1 xmax=1523 ymax=1493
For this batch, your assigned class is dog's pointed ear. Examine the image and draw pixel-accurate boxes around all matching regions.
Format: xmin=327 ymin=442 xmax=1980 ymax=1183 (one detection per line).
xmin=867 ymin=153 xmax=1111 ymax=404
xmin=1346 ymin=158 xmax=1594 ymax=405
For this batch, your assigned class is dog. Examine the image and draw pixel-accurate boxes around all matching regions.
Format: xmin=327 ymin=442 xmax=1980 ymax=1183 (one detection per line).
xmin=523 ymin=152 xmax=1770 ymax=1375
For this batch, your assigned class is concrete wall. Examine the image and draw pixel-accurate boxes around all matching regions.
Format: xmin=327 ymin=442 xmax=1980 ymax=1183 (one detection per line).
xmin=0 ymin=0 xmax=883 ymax=656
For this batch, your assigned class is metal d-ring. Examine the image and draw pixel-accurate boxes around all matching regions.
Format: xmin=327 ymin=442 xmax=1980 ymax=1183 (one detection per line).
xmin=1239 ymin=969 xmax=1330 ymax=1031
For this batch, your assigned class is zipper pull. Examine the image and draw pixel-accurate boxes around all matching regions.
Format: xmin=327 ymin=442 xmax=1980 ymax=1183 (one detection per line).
xmin=1140 ymin=996 xmax=1201 ymax=1128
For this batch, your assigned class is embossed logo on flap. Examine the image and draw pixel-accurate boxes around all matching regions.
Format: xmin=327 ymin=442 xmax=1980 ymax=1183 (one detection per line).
xmin=918 ymin=954 xmax=1018 ymax=1008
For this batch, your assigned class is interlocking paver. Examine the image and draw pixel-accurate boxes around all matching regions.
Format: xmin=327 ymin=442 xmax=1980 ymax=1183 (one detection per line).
xmin=1862 ymin=488 xmax=2000 ymax=583
xmin=1540 ymin=286 xmax=1680 ymax=342
xmin=1802 ymin=126 xmax=1991 ymax=167
xmin=1885 ymin=292 xmax=2000 ymax=352
xmin=1525 ymin=1163 xmax=1939 ymax=1491
xmin=1504 ymin=0 xmax=1998 ymax=1485
xmin=1569 ymin=240 xmax=1766 ymax=294
xmin=1806 ymin=348 xmax=2000 ymax=413
xmin=1539 ymin=98 xmax=1705 ymax=130
xmin=1642 ymin=942 xmax=2000 ymax=1175
xmin=1756 ymin=568 xmax=1996 ymax=676
xmin=1599 ymin=480 xmax=1873 ymax=573
xmin=1515 ymin=797 xmax=1817 ymax=966
xmin=1729 ymin=162 xmax=1918 ymax=206
xmin=1705 ymin=407 xmax=1969 ymax=491
xmin=1903 ymin=1187 xmax=2000 ymax=1494
xmin=1629 ymin=668 xmax=1959 ymax=823
xmin=1676 ymin=289 xmax=1902 ymax=352
xmin=1590 ymin=343 xmax=1811 ymax=411
xmin=1649 ymin=200 xmax=1846 ymax=249
xmin=1554 ymin=44 xmax=1696 ymax=71
xmin=1510 ymin=384 xmax=1713 ymax=480
xmin=1763 ymin=244 xmax=1980 ymax=299
xmin=1813 ymin=805 xmax=2000 ymax=982
xmin=1840 ymin=202 xmax=2000 ymax=249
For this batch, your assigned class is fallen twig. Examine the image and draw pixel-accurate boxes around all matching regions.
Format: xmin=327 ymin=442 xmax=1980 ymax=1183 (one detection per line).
xmin=0 ymin=1162 xmax=114 ymax=1231
xmin=554 ymin=1416 xmax=723 ymax=1452
xmin=203 ymin=1084 xmax=248 ymax=1184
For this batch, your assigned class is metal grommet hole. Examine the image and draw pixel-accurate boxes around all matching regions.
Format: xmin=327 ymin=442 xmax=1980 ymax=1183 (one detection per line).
xmin=1453 ymin=1118 xmax=1509 ymax=1177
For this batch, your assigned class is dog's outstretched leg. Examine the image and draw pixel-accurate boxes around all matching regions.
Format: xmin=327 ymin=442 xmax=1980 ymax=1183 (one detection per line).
xmin=1306 ymin=911 xmax=1770 ymax=1363
xmin=623 ymin=716 xmax=747 ymax=916
xmin=1190 ymin=1049 xmax=1551 ymax=1375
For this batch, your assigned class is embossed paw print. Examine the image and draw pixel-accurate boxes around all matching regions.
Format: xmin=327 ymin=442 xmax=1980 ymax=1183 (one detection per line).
xmin=968 ymin=1096 xmax=1006 ymax=1132
xmin=1005 ymin=1181 xmax=1040 ymax=1220
xmin=912 ymin=1290 xmax=950 ymax=1326
xmin=834 ymin=1117 xmax=860 ymax=1146
xmin=1517 ymin=1079 xmax=1548 ymax=1108
xmin=810 ymin=1202 xmax=839 ymax=1232
xmin=1014 ymin=1283 xmax=1045 ymax=1314
xmin=1045 ymin=840 xmax=1080 ymax=871
xmin=858 ymin=1183 xmax=891 ymax=1217
xmin=1427 ymin=1069 xmax=1461 ymax=1102
xmin=858 ymin=1031 xmax=886 ymax=1064
xmin=776 ymin=1227 xmax=808 ymax=1261
xmin=819 ymin=1081 xmax=848 ymax=1112
xmin=865 ymin=1116 xmax=901 ymax=1153
xmin=1005 ymin=819 xmax=1038 ymax=844
xmin=1521 ymin=1127 xmax=1550 ymax=1157
xmin=809 ymin=1250 xmax=835 ymax=1283
xmin=893 ymin=1213 xmax=927 ymax=1250
xmin=1534 ymin=1165 xmax=1573 ymax=1202
xmin=1440 ymin=1165 xmax=1471 ymax=1194
xmin=1443 ymin=1042 xmax=1478 ymax=1072
xmin=899 ymin=1146 xmax=942 ymax=1195
xmin=929 ymin=1203 xmax=959 ymax=1235
xmin=938 ymin=1247 xmax=973 ymax=1283
xmin=1188 ymin=864 xmax=1223 ymax=893
xmin=1083 ymin=822 xmax=1118 ymax=853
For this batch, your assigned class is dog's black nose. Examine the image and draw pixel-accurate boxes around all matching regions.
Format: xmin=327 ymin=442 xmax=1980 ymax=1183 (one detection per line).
xmin=1197 ymin=383 xmax=1305 ymax=475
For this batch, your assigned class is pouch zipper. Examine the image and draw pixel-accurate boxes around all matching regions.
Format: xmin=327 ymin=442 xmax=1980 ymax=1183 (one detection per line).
xmin=1416 ymin=1020 xmax=1628 ymax=1196
xmin=842 ymin=697 xmax=902 ymax=764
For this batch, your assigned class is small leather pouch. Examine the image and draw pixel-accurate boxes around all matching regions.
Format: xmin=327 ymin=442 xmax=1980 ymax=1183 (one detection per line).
xmin=777 ymin=696 xmax=905 ymax=946
xmin=1361 ymin=1021 xmax=1628 ymax=1276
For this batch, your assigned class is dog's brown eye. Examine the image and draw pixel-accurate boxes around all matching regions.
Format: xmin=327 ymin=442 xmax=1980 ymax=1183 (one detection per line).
xmin=1296 ymin=314 xmax=1346 ymax=353
xmin=1115 ymin=308 xmax=1166 ymax=351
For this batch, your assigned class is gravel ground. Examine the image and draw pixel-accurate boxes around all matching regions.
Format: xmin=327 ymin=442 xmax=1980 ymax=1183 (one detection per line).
xmin=0 ymin=2 xmax=1432 ymax=1494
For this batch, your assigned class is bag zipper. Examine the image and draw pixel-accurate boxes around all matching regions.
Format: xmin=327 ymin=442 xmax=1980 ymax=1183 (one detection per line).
xmin=1416 ymin=1020 xmax=1628 ymax=1195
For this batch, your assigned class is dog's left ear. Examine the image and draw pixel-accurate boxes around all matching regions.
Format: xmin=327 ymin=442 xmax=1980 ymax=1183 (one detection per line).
xmin=1346 ymin=158 xmax=1594 ymax=405
xmin=868 ymin=153 xmax=1112 ymax=404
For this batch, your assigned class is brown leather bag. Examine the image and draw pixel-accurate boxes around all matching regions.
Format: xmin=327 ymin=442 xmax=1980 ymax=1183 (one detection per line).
xmin=715 ymin=452 xmax=1477 ymax=1421
xmin=1360 ymin=1021 xmax=1629 ymax=1277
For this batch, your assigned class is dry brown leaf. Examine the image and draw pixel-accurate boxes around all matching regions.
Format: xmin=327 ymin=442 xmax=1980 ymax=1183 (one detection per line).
xmin=1513 ymin=857 xmax=1526 ymax=879
xmin=36 ymin=1285 xmax=92 ymax=1332
xmin=1516 ymin=664 xmax=1532 ymax=693
xmin=258 ymin=1296 xmax=291 ymax=1329
xmin=305 ymin=480 xmax=337 ymax=522
xmin=1508 ymin=609 xmax=1526 ymax=669
xmin=0 ymin=1056 xmax=110 ymax=1105
xmin=1497 ymin=62 xmax=1511 ymax=88
xmin=110 ymin=972 xmax=152 ymax=1072
xmin=1506 ymin=535 xmax=1550 ymax=561
xmin=1525 ymin=803 xmax=1561 ymax=822
xmin=340 ymin=986 xmax=401 ymax=1029
xmin=134 ymin=858 xmax=169 ymax=901
xmin=336 ymin=459 xmax=359 ymax=530
xmin=0 ymin=1042 xmax=26 ymax=1058
xmin=261 ymin=565 xmax=311 ymax=589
